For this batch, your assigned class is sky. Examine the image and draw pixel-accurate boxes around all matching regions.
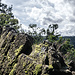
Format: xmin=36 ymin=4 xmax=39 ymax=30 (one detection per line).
xmin=2 ymin=0 xmax=75 ymax=36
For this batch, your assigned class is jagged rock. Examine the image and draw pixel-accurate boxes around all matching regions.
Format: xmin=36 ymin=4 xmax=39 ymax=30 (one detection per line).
xmin=30 ymin=40 xmax=72 ymax=75
xmin=48 ymin=45 xmax=67 ymax=69
xmin=49 ymin=70 xmax=72 ymax=75
xmin=72 ymin=71 xmax=75 ymax=75
xmin=0 ymin=25 xmax=33 ymax=75
xmin=0 ymin=26 xmax=2 ymax=35
xmin=0 ymin=25 xmax=74 ymax=75
xmin=68 ymin=60 xmax=75 ymax=71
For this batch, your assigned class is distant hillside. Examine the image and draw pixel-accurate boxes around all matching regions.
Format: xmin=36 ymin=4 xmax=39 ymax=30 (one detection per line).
xmin=63 ymin=36 xmax=75 ymax=48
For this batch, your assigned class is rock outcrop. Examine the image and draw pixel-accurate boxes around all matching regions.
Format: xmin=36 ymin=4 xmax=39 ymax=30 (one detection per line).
xmin=0 ymin=26 xmax=74 ymax=75
xmin=68 ymin=60 xmax=75 ymax=71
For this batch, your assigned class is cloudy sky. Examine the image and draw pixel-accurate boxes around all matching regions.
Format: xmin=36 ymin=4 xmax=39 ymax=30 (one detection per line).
xmin=2 ymin=0 xmax=75 ymax=36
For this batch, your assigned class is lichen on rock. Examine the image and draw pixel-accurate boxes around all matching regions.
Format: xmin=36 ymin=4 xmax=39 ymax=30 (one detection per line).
xmin=15 ymin=45 xmax=23 ymax=56
xmin=0 ymin=26 xmax=74 ymax=75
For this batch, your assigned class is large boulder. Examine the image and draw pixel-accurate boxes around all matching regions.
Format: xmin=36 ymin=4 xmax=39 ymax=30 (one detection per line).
xmin=0 ymin=25 xmax=33 ymax=75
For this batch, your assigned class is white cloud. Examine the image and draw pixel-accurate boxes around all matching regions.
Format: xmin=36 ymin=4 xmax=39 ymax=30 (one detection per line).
xmin=27 ymin=7 xmax=41 ymax=20
xmin=1 ymin=0 xmax=75 ymax=36
xmin=21 ymin=24 xmax=28 ymax=30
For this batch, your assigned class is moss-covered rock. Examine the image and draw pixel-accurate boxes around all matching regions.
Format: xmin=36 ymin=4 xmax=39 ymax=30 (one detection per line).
xmin=0 ymin=26 xmax=33 ymax=75
xmin=0 ymin=26 xmax=73 ymax=75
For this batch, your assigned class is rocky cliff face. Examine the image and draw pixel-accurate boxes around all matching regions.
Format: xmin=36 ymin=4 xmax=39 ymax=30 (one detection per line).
xmin=0 ymin=26 xmax=75 ymax=75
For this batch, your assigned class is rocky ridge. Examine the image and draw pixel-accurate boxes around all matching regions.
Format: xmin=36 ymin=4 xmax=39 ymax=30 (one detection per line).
xmin=0 ymin=25 xmax=75 ymax=75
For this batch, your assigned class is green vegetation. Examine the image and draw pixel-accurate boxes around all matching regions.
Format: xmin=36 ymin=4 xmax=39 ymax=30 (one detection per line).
xmin=15 ymin=45 xmax=23 ymax=56
xmin=0 ymin=0 xmax=20 ymax=32
xmin=9 ymin=64 xmax=17 ymax=75
xmin=0 ymin=0 xmax=75 ymax=73
xmin=27 ymin=24 xmax=45 ymax=44
xmin=48 ymin=65 xmax=53 ymax=69
xmin=28 ymin=23 xmax=75 ymax=64
xmin=27 ymin=24 xmax=59 ymax=44
xmin=33 ymin=64 xmax=42 ymax=75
